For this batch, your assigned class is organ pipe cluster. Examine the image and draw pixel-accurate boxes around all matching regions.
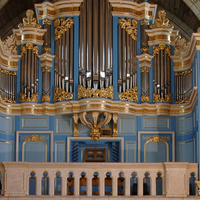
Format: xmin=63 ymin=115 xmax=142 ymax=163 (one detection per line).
xmin=175 ymin=69 xmax=192 ymax=104
xmin=118 ymin=18 xmax=138 ymax=93
xmin=140 ymin=19 xmax=149 ymax=54
xmin=153 ymin=43 xmax=171 ymax=103
xmin=141 ymin=67 xmax=149 ymax=102
xmin=79 ymin=0 xmax=113 ymax=89
xmin=54 ymin=17 xmax=74 ymax=101
xmin=20 ymin=43 xmax=39 ymax=103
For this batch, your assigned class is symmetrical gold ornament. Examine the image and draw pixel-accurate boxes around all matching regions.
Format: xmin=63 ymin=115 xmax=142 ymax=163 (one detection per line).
xmin=119 ymin=18 xmax=138 ymax=40
xmin=175 ymin=69 xmax=192 ymax=76
xmin=141 ymin=95 xmax=149 ymax=103
xmin=153 ymin=93 xmax=171 ymax=103
xmin=19 ymin=93 xmax=38 ymax=103
xmin=2 ymin=96 xmax=15 ymax=103
xmin=42 ymin=95 xmax=50 ymax=102
xmin=78 ymin=85 xmax=113 ymax=99
xmin=73 ymin=113 xmax=79 ymax=137
xmin=43 ymin=19 xmax=51 ymax=25
xmin=2 ymin=34 xmax=17 ymax=54
xmin=119 ymin=87 xmax=138 ymax=102
xmin=141 ymin=19 xmax=149 ymax=25
xmin=141 ymin=47 xmax=149 ymax=54
xmin=21 ymin=43 xmax=39 ymax=56
xmin=142 ymin=135 xmax=170 ymax=142
xmin=54 ymin=86 xmax=73 ymax=102
xmin=21 ymin=134 xmax=48 ymax=142
xmin=0 ymin=67 xmax=16 ymax=76
xmin=174 ymin=35 xmax=189 ymax=56
xmin=113 ymin=113 xmax=118 ymax=137
xmin=54 ymin=17 xmax=73 ymax=40
xmin=176 ymin=96 xmax=190 ymax=104
xmin=43 ymin=47 xmax=51 ymax=54
xmin=141 ymin=67 xmax=149 ymax=73
xmin=153 ymin=43 xmax=171 ymax=56
xmin=42 ymin=67 xmax=51 ymax=73
xmin=18 ymin=9 xmax=41 ymax=29
xmin=150 ymin=10 xmax=174 ymax=29
xmin=79 ymin=111 xmax=112 ymax=141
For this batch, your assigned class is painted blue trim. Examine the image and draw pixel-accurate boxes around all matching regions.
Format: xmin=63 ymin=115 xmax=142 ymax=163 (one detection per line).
xmin=51 ymin=20 xmax=55 ymax=103
xmin=170 ymin=46 xmax=175 ymax=104
xmin=73 ymin=16 xmax=79 ymax=100
xmin=149 ymin=45 xmax=153 ymax=103
xmin=113 ymin=16 xmax=119 ymax=100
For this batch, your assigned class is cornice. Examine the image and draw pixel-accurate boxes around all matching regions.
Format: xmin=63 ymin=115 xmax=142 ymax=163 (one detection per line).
xmin=0 ymin=88 xmax=197 ymax=116
xmin=109 ymin=0 xmax=157 ymax=20
xmin=35 ymin=0 xmax=82 ymax=20
xmin=136 ymin=53 xmax=154 ymax=68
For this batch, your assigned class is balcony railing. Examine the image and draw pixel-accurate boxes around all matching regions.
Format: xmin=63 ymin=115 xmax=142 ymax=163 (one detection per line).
xmin=0 ymin=162 xmax=198 ymax=197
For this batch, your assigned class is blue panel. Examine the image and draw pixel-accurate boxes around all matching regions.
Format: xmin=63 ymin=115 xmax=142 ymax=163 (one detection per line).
xmin=0 ymin=141 xmax=13 ymax=161
xmin=22 ymin=118 xmax=48 ymax=128
xmin=178 ymin=116 xmax=193 ymax=134
xmin=178 ymin=140 xmax=193 ymax=162
xmin=146 ymin=142 xmax=167 ymax=163
xmin=0 ymin=115 xmax=13 ymax=133
xmin=56 ymin=118 xmax=72 ymax=133
xmin=143 ymin=118 xmax=169 ymax=128
xmin=24 ymin=141 xmax=45 ymax=162
xmin=55 ymin=143 xmax=65 ymax=162
xmin=126 ymin=143 xmax=136 ymax=162
xmin=120 ymin=118 xmax=135 ymax=134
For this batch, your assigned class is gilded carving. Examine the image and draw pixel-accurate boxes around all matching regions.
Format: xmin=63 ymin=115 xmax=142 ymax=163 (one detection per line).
xmin=174 ymin=35 xmax=189 ymax=56
xmin=195 ymin=181 xmax=200 ymax=196
xmin=2 ymin=96 xmax=15 ymax=103
xmin=43 ymin=47 xmax=51 ymax=54
xmin=18 ymin=9 xmax=41 ymax=29
xmin=73 ymin=113 xmax=79 ymax=137
xmin=141 ymin=19 xmax=149 ymax=25
xmin=176 ymin=96 xmax=190 ymax=104
xmin=42 ymin=95 xmax=50 ymax=102
xmin=2 ymin=34 xmax=17 ymax=54
xmin=141 ymin=67 xmax=149 ymax=73
xmin=19 ymin=93 xmax=38 ymax=103
xmin=141 ymin=95 xmax=149 ymax=103
xmin=43 ymin=19 xmax=51 ymax=25
xmin=79 ymin=111 xmax=112 ymax=141
xmin=175 ymin=69 xmax=192 ymax=76
xmin=113 ymin=113 xmax=118 ymax=137
xmin=0 ymin=68 xmax=16 ymax=76
xmin=54 ymin=17 xmax=73 ymax=40
xmin=21 ymin=43 xmax=39 ymax=56
xmin=142 ymin=135 xmax=170 ymax=142
xmin=119 ymin=87 xmax=138 ymax=102
xmin=141 ymin=47 xmax=149 ymax=54
xmin=78 ymin=85 xmax=113 ymax=99
xmin=153 ymin=43 xmax=171 ymax=56
xmin=54 ymin=86 xmax=73 ymax=102
xmin=21 ymin=134 xmax=48 ymax=142
xmin=150 ymin=10 xmax=174 ymax=29
xmin=119 ymin=18 xmax=138 ymax=40
xmin=153 ymin=93 xmax=171 ymax=103
xmin=42 ymin=67 xmax=51 ymax=73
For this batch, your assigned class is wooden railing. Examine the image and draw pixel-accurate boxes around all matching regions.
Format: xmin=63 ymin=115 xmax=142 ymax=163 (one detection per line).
xmin=0 ymin=162 xmax=198 ymax=197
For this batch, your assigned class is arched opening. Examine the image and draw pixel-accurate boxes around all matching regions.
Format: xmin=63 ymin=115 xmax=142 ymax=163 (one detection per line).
xmin=67 ymin=172 xmax=74 ymax=195
xmin=105 ymin=172 xmax=112 ymax=195
xmin=189 ymin=172 xmax=196 ymax=195
xmin=156 ymin=172 xmax=162 ymax=195
xmin=80 ymin=172 xmax=87 ymax=195
xmin=54 ymin=171 xmax=61 ymax=195
xmin=92 ymin=172 xmax=99 ymax=195
xmin=130 ymin=172 xmax=137 ymax=195
xmin=41 ymin=171 xmax=49 ymax=195
xmin=143 ymin=172 xmax=150 ymax=195
xmin=118 ymin=172 xmax=125 ymax=195
xmin=29 ymin=171 xmax=36 ymax=195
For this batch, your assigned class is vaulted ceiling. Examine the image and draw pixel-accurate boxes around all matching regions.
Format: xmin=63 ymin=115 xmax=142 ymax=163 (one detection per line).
xmin=0 ymin=0 xmax=200 ymax=41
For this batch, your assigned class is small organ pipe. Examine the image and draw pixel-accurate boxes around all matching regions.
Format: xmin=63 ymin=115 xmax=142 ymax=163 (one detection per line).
xmin=70 ymin=26 xmax=73 ymax=92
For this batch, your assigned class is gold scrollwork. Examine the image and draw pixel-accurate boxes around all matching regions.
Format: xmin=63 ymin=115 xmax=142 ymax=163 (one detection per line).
xmin=21 ymin=134 xmax=49 ymax=142
xmin=150 ymin=10 xmax=174 ymax=29
xmin=54 ymin=86 xmax=73 ymax=102
xmin=174 ymin=35 xmax=189 ymax=56
xmin=153 ymin=43 xmax=171 ymax=56
xmin=78 ymin=85 xmax=113 ymax=99
xmin=2 ymin=34 xmax=17 ymax=55
xmin=19 ymin=93 xmax=38 ymax=103
xmin=119 ymin=87 xmax=138 ymax=102
xmin=54 ymin=17 xmax=73 ymax=40
xmin=141 ymin=19 xmax=149 ymax=25
xmin=43 ymin=19 xmax=51 ymax=25
xmin=18 ymin=9 xmax=41 ymax=29
xmin=21 ymin=43 xmax=39 ymax=56
xmin=42 ymin=67 xmax=51 ymax=73
xmin=141 ymin=67 xmax=149 ymax=73
xmin=176 ymin=96 xmax=190 ymax=104
xmin=42 ymin=95 xmax=50 ymax=102
xmin=2 ymin=96 xmax=15 ymax=103
xmin=141 ymin=47 xmax=149 ymax=54
xmin=119 ymin=18 xmax=138 ymax=40
xmin=175 ymin=69 xmax=192 ymax=76
xmin=141 ymin=95 xmax=149 ymax=103
xmin=43 ymin=47 xmax=51 ymax=54
xmin=153 ymin=93 xmax=171 ymax=103
xmin=0 ymin=67 xmax=16 ymax=76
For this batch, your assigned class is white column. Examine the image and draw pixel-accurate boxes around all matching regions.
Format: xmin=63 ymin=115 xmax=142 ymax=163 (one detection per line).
xmin=150 ymin=171 xmax=157 ymax=196
xmin=61 ymin=175 xmax=67 ymax=196
xmin=138 ymin=171 xmax=144 ymax=196
xmin=74 ymin=172 xmax=80 ymax=196
xmin=36 ymin=171 xmax=43 ymax=196
xmin=87 ymin=173 xmax=93 ymax=196
xmin=99 ymin=171 xmax=105 ymax=196
xmin=48 ymin=171 xmax=55 ymax=196
xmin=124 ymin=171 xmax=130 ymax=196
xmin=112 ymin=171 xmax=118 ymax=196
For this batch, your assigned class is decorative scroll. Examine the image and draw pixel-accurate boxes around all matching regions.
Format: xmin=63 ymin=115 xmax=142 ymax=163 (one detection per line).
xmin=42 ymin=95 xmax=50 ymax=102
xmin=141 ymin=67 xmax=149 ymax=73
xmin=43 ymin=19 xmax=51 ymax=25
xmin=119 ymin=18 xmax=138 ymax=40
xmin=175 ymin=69 xmax=192 ymax=76
xmin=150 ymin=10 xmax=174 ymax=29
xmin=73 ymin=113 xmax=79 ymax=137
xmin=2 ymin=34 xmax=17 ymax=54
xmin=153 ymin=93 xmax=171 ymax=103
xmin=79 ymin=111 xmax=112 ymax=141
xmin=0 ymin=68 xmax=16 ymax=76
xmin=78 ymin=85 xmax=113 ymax=99
xmin=21 ymin=134 xmax=49 ymax=142
xmin=18 ymin=9 xmax=41 ymax=29
xmin=119 ymin=87 xmax=138 ymax=102
xmin=21 ymin=43 xmax=39 ymax=55
xmin=54 ymin=17 xmax=73 ymax=40
xmin=174 ymin=35 xmax=189 ymax=56
xmin=176 ymin=96 xmax=190 ymax=104
xmin=153 ymin=43 xmax=171 ymax=56
xmin=141 ymin=47 xmax=149 ymax=54
xmin=20 ymin=93 xmax=38 ymax=103
xmin=54 ymin=86 xmax=73 ymax=102
xmin=141 ymin=95 xmax=149 ymax=103
xmin=141 ymin=19 xmax=149 ymax=26
xmin=43 ymin=47 xmax=51 ymax=54
xmin=142 ymin=135 xmax=170 ymax=142
xmin=113 ymin=113 xmax=118 ymax=137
